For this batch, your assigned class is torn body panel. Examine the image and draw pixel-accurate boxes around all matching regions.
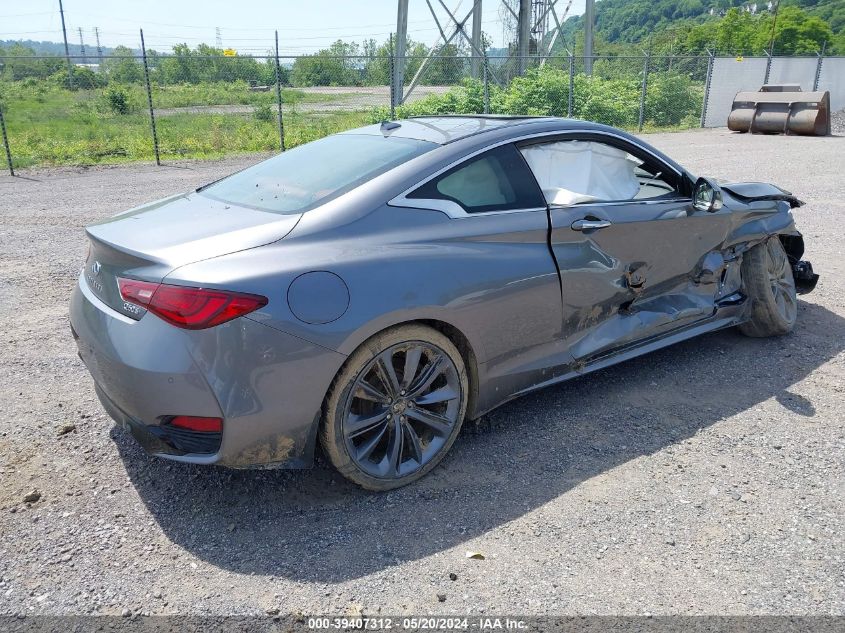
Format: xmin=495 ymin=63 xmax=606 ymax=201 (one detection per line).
xmin=721 ymin=182 xmax=804 ymax=208
xmin=548 ymin=197 xmax=731 ymax=363
xmin=496 ymin=178 xmax=818 ymax=416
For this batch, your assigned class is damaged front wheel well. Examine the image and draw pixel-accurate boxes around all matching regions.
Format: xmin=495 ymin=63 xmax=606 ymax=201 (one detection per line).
xmin=779 ymin=234 xmax=805 ymax=264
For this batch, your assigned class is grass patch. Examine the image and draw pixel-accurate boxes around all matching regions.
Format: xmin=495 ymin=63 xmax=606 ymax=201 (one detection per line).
xmin=0 ymin=82 xmax=371 ymax=167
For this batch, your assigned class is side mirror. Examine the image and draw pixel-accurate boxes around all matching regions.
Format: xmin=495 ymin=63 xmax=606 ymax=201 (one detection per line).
xmin=693 ymin=177 xmax=723 ymax=213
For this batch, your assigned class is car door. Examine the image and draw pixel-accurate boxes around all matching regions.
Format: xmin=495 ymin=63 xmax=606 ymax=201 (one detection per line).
xmin=391 ymin=142 xmax=570 ymax=407
xmin=518 ymin=134 xmax=733 ymax=363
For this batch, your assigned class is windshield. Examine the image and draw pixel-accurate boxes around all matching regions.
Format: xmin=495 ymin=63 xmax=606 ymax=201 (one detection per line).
xmin=199 ymin=133 xmax=436 ymax=214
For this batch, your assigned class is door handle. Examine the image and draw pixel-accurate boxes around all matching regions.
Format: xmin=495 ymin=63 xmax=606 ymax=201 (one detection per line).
xmin=571 ymin=218 xmax=612 ymax=231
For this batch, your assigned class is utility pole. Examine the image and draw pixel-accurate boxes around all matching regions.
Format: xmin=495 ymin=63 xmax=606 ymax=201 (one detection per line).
xmin=584 ymin=0 xmax=594 ymax=75
xmin=94 ymin=27 xmax=103 ymax=65
xmin=140 ymin=29 xmax=160 ymax=166
xmin=274 ymin=30 xmax=285 ymax=151
xmin=517 ymin=0 xmax=531 ymax=74
xmin=78 ymin=27 xmax=87 ymax=64
xmin=393 ymin=0 xmax=409 ymax=108
xmin=470 ymin=0 xmax=483 ymax=78
xmin=58 ymin=0 xmax=74 ymax=88
xmin=767 ymin=0 xmax=780 ymax=56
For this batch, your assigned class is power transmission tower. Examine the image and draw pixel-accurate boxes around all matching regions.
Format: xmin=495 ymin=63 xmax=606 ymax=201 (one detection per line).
xmin=397 ymin=0 xmax=575 ymax=100
xmin=531 ymin=0 xmax=549 ymax=50
xmin=400 ymin=0 xmax=492 ymax=103
xmin=94 ymin=27 xmax=103 ymax=65
xmin=470 ymin=0 xmax=483 ymax=78
xmin=584 ymin=0 xmax=594 ymax=75
xmin=58 ymin=0 xmax=74 ymax=88
xmin=78 ymin=27 xmax=87 ymax=64
xmin=216 ymin=27 xmax=223 ymax=49
xmin=392 ymin=0 xmax=408 ymax=110
xmin=517 ymin=0 xmax=531 ymax=72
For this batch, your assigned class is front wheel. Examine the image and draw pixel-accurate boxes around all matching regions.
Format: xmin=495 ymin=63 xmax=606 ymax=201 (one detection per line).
xmin=320 ymin=324 xmax=468 ymax=491
xmin=738 ymin=238 xmax=798 ymax=337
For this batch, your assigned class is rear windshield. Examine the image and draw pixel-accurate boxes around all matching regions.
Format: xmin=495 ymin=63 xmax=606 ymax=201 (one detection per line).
xmin=198 ymin=134 xmax=435 ymax=214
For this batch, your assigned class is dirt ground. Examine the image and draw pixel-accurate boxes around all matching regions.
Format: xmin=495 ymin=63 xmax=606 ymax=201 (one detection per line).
xmin=155 ymin=85 xmax=450 ymax=116
xmin=0 ymin=128 xmax=843 ymax=617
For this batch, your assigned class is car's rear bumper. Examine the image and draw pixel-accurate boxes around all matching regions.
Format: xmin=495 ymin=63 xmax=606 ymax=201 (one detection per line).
xmin=70 ymin=272 xmax=347 ymax=468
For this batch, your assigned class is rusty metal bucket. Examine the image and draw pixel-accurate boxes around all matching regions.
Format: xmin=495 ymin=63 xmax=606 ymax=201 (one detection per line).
xmin=728 ymin=88 xmax=831 ymax=136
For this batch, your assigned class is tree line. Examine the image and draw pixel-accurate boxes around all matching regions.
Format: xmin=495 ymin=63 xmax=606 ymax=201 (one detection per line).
xmin=559 ymin=2 xmax=842 ymax=56
xmin=0 ymin=2 xmax=840 ymax=89
xmin=0 ymin=37 xmax=470 ymax=89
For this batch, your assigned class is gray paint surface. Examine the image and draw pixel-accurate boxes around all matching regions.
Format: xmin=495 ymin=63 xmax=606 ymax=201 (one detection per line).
xmin=69 ymin=116 xmax=812 ymax=470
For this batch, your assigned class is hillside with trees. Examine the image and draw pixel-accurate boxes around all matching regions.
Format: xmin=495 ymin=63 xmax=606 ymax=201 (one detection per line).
xmin=556 ymin=0 xmax=843 ymax=55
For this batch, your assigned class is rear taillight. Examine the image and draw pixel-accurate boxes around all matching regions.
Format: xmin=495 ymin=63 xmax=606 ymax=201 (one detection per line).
xmin=167 ymin=416 xmax=223 ymax=433
xmin=118 ymin=278 xmax=267 ymax=330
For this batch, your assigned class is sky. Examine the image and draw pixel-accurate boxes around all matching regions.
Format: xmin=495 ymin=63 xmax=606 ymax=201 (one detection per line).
xmin=1 ymin=0 xmax=587 ymax=55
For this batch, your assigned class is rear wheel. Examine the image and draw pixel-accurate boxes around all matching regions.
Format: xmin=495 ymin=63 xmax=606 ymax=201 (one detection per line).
xmin=738 ymin=238 xmax=798 ymax=337
xmin=320 ymin=325 xmax=468 ymax=491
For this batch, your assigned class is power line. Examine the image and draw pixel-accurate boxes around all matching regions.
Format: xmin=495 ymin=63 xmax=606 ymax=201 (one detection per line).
xmin=0 ymin=30 xmax=64 ymax=35
xmin=0 ymin=11 xmax=57 ymax=18
xmin=68 ymin=11 xmax=437 ymax=32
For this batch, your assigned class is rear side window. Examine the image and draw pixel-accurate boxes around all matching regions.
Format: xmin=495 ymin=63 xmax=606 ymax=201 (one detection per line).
xmin=199 ymin=134 xmax=435 ymax=214
xmin=409 ymin=144 xmax=545 ymax=214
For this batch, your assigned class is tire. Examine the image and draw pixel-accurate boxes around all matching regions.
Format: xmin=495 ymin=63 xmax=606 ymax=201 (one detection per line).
xmin=738 ymin=237 xmax=798 ymax=337
xmin=320 ymin=324 xmax=469 ymax=491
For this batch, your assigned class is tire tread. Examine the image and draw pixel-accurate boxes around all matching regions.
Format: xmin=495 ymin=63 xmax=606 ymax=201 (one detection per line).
xmin=738 ymin=238 xmax=796 ymax=338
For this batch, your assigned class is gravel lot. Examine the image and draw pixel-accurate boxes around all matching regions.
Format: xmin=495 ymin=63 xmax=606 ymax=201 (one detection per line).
xmin=155 ymin=86 xmax=450 ymax=116
xmin=0 ymin=128 xmax=843 ymax=617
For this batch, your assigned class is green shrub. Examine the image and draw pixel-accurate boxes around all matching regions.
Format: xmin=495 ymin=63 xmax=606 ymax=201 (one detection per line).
xmin=253 ymin=103 xmax=275 ymax=122
xmin=495 ymin=67 xmax=569 ymax=116
xmin=49 ymin=66 xmax=105 ymax=90
xmin=578 ymin=75 xmax=641 ymax=128
xmin=370 ymin=65 xmax=702 ymax=131
xmin=645 ymin=73 xmax=701 ymax=127
xmin=104 ymin=87 xmax=131 ymax=115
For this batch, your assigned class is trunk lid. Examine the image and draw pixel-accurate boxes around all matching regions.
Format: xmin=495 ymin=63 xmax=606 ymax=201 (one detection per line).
xmin=83 ymin=192 xmax=301 ymax=319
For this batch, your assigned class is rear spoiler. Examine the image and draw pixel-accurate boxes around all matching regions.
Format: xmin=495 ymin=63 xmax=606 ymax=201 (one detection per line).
xmin=720 ymin=182 xmax=804 ymax=209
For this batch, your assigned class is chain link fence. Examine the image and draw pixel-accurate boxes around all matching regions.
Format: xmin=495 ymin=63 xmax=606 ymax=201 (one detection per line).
xmin=0 ymin=48 xmax=839 ymax=172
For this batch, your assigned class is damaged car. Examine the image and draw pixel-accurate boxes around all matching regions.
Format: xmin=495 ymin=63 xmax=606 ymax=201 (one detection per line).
xmin=70 ymin=116 xmax=819 ymax=490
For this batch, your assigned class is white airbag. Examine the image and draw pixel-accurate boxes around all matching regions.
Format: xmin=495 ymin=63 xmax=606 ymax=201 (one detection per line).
xmin=521 ymin=141 xmax=641 ymax=205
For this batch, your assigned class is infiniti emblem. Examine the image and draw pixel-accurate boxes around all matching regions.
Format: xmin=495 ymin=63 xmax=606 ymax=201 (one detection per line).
xmin=91 ymin=260 xmax=102 ymax=276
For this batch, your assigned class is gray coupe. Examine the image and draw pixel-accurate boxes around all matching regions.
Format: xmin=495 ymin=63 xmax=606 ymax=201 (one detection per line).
xmin=70 ymin=116 xmax=818 ymax=490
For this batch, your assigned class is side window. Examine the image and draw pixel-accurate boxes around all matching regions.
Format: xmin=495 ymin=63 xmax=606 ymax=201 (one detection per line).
xmin=409 ymin=144 xmax=545 ymax=214
xmin=519 ymin=139 xmax=681 ymax=206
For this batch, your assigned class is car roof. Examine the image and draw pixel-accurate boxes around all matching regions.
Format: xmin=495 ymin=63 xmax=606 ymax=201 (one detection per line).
xmin=341 ymin=115 xmax=691 ymax=183
xmin=342 ymin=115 xmax=586 ymax=145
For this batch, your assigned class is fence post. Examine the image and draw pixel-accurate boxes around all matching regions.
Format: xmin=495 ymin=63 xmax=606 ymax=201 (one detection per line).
xmin=638 ymin=51 xmax=650 ymax=132
xmin=567 ymin=51 xmax=574 ymax=118
xmin=482 ymin=53 xmax=490 ymax=114
xmin=274 ymin=30 xmax=285 ymax=151
xmin=813 ymin=40 xmax=826 ymax=91
xmin=139 ymin=29 xmax=160 ymax=166
xmin=388 ymin=33 xmax=396 ymax=119
xmin=700 ymin=51 xmax=715 ymax=128
xmin=0 ymin=102 xmax=13 ymax=176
